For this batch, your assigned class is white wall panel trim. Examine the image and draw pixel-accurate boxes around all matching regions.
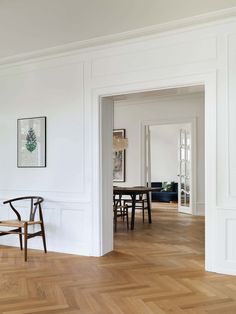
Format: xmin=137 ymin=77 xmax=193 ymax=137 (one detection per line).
xmin=91 ymin=72 xmax=216 ymax=270
xmin=227 ymin=34 xmax=236 ymax=200
xmin=91 ymin=37 xmax=217 ymax=78
xmin=0 ymin=190 xmax=90 ymax=204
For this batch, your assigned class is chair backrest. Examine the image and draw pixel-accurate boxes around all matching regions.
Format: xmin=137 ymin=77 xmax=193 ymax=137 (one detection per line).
xmin=133 ymin=186 xmax=147 ymax=200
xmin=3 ymin=196 xmax=44 ymax=222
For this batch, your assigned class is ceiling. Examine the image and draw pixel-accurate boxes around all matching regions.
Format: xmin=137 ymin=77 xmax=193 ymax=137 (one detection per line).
xmin=1 ymin=0 xmax=236 ymax=59
xmin=112 ymin=85 xmax=204 ymax=103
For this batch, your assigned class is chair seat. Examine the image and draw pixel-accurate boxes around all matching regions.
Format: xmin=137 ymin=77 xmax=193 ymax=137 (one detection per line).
xmin=0 ymin=219 xmax=42 ymax=227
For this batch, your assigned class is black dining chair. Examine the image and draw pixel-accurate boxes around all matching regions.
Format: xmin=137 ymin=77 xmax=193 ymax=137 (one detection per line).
xmin=113 ymin=196 xmax=129 ymax=232
xmin=123 ymin=186 xmax=148 ymax=222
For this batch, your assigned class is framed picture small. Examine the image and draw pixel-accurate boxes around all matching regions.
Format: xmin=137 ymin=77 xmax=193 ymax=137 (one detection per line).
xmin=17 ymin=117 xmax=46 ymax=168
xmin=113 ymin=129 xmax=126 ymax=182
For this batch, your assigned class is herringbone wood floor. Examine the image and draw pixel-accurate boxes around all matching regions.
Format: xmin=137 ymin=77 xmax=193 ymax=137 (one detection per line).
xmin=0 ymin=205 xmax=236 ymax=313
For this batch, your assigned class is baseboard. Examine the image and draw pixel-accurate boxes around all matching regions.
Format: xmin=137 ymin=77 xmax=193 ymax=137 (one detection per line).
xmin=196 ymin=202 xmax=205 ymax=216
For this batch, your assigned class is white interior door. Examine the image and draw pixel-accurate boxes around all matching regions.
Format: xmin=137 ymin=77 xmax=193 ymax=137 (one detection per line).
xmin=145 ymin=125 xmax=151 ymax=188
xmin=178 ymin=128 xmax=192 ymax=214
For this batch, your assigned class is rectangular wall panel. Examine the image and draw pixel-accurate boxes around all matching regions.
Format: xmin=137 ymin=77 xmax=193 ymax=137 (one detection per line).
xmin=226 ymin=219 xmax=236 ymax=261
xmin=91 ymin=37 xmax=216 ymax=78
xmin=216 ymin=210 xmax=236 ymax=274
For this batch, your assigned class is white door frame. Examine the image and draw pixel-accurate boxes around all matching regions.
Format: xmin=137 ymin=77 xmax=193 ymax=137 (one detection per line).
xmin=140 ymin=118 xmax=197 ymax=215
xmin=92 ymin=71 xmax=216 ymax=272
xmin=178 ymin=125 xmax=193 ymax=215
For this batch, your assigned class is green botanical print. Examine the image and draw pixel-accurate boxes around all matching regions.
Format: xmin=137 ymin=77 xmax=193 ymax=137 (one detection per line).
xmin=25 ymin=128 xmax=37 ymax=152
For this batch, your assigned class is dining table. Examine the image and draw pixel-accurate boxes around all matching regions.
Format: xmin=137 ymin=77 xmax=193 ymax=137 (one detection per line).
xmin=113 ymin=186 xmax=161 ymax=230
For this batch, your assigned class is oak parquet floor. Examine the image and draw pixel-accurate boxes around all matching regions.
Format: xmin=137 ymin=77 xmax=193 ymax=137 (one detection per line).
xmin=0 ymin=205 xmax=236 ymax=313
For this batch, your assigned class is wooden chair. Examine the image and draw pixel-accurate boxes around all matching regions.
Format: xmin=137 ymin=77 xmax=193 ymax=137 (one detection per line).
xmin=134 ymin=191 xmax=148 ymax=223
xmin=123 ymin=187 xmax=148 ymax=223
xmin=0 ymin=196 xmax=47 ymax=261
xmin=113 ymin=197 xmax=129 ymax=232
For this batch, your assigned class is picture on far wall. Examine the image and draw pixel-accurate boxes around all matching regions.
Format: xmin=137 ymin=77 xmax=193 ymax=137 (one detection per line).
xmin=113 ymin=129 xmax=126 ymax=182
xmin=17 ymin=117 xmax=46 ymax=168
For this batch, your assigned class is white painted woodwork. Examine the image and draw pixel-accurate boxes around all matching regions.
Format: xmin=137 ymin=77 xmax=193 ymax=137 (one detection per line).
xmin=178 ymin=126 xmax=192 ymax=215
xmin=100 ymin=97 xmax=114 ymax=255
xmin=0 ymin=15 xmax=236 ymax=275
xmin=146 ymin=126 xmax=151 ymax=188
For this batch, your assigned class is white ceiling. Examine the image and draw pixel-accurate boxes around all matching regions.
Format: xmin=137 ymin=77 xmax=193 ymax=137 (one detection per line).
xmin=112 ymin=85 xmax=204 ymax=103
xmin=1 ymin=0 xmax=236 ymax=59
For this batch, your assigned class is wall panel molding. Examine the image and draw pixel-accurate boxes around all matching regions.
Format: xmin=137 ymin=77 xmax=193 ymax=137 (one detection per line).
xmin=0 ymin=201 xmax=90 ymax=256
xmin=228 ymin=33 xmax=236 ymax=199
xmin=215 ymin=210 xmax=236 ymax=275
xmin=91 ymin=37 xmax=217 ymax=78
xmin=0 ymin=192 xmax=90 ymax=204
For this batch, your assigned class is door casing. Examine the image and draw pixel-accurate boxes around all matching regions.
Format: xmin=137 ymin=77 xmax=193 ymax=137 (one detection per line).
xmin=95 ymin=72 xmax=216 ymax=273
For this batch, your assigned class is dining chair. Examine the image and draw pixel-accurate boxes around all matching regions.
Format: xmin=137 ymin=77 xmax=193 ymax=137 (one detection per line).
xmin=0 ymin=196 xmax=47 ymax=261
xmin=134 ymin=191 xmax=148 ymax=222
xmin=113 ymin=196 xmax=129 ymax=232
xmin=124 ymin=186 xmax=148 ymax=222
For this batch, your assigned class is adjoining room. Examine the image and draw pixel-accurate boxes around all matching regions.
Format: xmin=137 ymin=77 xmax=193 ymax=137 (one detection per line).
xmin=113 ymin=85 xmax=205 ymax=221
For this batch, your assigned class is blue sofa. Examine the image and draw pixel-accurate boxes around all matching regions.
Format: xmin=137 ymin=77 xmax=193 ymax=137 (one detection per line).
xmin=151 ymin=182 xmax=178 ymax=202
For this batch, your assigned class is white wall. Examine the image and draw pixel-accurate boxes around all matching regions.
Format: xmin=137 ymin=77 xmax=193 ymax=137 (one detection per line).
xmin=0 ymin=62 xmax=90 ymax=255
xmin=150 ymin=123 xmax=189 ymax=182
xmin=114 ymin=93 xmax=205 ymax=214
xmin=1 ymin=15 xmax=236 ymax=275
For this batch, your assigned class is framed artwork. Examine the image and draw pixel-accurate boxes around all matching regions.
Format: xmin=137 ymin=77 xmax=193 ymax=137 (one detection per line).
xmin=17 ymin=117 xmax=46 ymax=168
xmin=113 ymin=129 xmax=126 ymax=182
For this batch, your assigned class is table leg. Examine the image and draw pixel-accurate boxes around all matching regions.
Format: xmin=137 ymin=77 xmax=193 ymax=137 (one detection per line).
xmin=146 ymin=192 xmax=152 ymax=224
xmin=131 ymin=194 xmax=136 ymax=230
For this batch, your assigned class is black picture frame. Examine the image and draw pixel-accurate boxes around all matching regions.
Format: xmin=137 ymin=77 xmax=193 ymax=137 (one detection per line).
xmin=17 ymin=116 xmax=47 ymax=168
xmin=113 ymin=129 xmax=126 ymax=182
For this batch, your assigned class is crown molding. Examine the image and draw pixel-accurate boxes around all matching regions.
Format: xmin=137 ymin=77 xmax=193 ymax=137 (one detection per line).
xmin=0 ymin=7 xmax=236 ymax=67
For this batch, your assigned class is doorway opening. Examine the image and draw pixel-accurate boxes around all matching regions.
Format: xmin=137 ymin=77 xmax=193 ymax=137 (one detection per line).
xmin=148 ymin=122 xmax=195 ymax=215
xmin=107 ymin=86 xmax=205 ymax=249
xmin=112 ymin=86 xmax=204 ymax=208
xmin=98 ymin=78 xmax=214 ymax=271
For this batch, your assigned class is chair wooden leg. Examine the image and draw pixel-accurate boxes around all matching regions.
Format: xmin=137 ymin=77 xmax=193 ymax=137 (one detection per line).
xmin=24 ymin=223 xmax=28 ymax=262
xmin=19 ymin=227 xmax=23 ymax=250
xmin=41 ymin=222 xmax=47 ymax=253
xmin=126 ymin=206 xmax=129 ymax=230
xmin=146 ymin=192 xmax=152 ymax=224
xmin=114 ymin=207 xmax=117 ymax=232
